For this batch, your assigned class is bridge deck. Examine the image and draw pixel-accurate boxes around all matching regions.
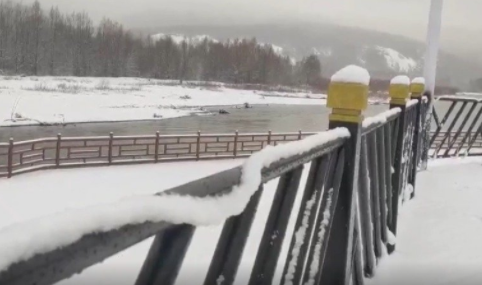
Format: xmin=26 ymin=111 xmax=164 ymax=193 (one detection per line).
xmin=367 ymin=157 xmax=482 ymax=285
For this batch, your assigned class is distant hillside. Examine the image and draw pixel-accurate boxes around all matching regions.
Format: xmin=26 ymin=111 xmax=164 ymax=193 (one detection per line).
xmin=144 ymin=22 xmax=482 ymax=90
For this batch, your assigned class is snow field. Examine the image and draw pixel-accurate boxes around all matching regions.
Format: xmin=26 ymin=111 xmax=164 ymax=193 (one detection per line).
xmin=0 ymin=76 xmax=326 ymax=127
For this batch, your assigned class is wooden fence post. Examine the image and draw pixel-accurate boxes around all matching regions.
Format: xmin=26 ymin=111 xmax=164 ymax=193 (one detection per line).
xmin=155 ymin=131 xmax=160 ymax=163
xmin=267 ymin=130 xmax=272 ymax=146
xmin=56 ymin=134 xmax=61 ymax=167
xmin=196 ymin=131 xmax=201 ymax=160
xmin=387 ymin=76 xmax=411 ymax=254
xmin=233 ymin=130 xmax=238 ymax=157
xmin=409 ymin=78 xmax=425 ymax=198
xmin=108 ymin=132 xmax=114 ymax=165
xmin=298 ymin=130 xmax=302 ymax=140
xmin=7 ymin=138 xmax=14 ymax=178
xmin=320 ymin=66 xmax=369 ymax=285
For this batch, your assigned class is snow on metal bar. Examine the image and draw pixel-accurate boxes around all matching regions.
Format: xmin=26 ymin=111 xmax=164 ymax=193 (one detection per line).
xmin=436 ymin=95 xmax=481 ymax=103
xmin=362 ymin=108 xmax=401 ymax=131
xmin=0 ymin=128 xmax=349 ymax=273
xmin=407 ymin=99 xmax=419 ymax=108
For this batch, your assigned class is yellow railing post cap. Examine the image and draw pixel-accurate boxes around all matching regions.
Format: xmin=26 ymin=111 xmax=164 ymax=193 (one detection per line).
xmin=411 ymin=77 xmax=426 ymax=96
xmin=328 ymin=65 xmax=370 ymax=123
xmin=389 ymin=75 xmax=411 ymax=104
xmin=328 ymin=65 xmax=370 ymax=111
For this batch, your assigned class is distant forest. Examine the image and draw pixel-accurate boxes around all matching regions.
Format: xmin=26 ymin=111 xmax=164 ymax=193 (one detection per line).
xmin=0 ymin=0 xmax=324 ymax=88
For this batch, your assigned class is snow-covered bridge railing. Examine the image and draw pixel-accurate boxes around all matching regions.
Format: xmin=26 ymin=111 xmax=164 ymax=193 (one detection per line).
xmin=0 ymin=67 xmax=431 ymax=285
xmin=429 ymin=96 xmax=482 ymax=157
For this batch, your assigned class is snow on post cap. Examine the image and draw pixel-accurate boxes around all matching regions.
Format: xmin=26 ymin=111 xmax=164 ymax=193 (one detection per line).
xmin=412 ymin=77 xmax=426 ymax=85
xmin=330 ymin=65 xmax=370 ymax=86
xmin=390 ymin=75 xmax=410 ymax=86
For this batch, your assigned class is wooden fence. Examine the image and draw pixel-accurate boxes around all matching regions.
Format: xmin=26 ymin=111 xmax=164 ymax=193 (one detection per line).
xmin=0 ymin=131 xmax=312 ymax=178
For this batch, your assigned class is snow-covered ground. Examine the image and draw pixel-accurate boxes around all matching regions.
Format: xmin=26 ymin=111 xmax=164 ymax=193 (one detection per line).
xmin=0 ymin=156 xmax=480 ymax=284
xmin=0 ymin=76 xmax=326 ymax=127
xmin=368 ymin=157 xmax=482 ymax=285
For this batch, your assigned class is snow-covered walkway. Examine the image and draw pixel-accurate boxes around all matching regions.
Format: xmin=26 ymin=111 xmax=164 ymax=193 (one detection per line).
xmin=368 ymin=157 xmax=482 ymax=285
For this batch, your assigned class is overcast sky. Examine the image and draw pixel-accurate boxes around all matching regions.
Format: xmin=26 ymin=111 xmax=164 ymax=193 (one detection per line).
xmin=13 ymin=0 xmax=482 ymax=54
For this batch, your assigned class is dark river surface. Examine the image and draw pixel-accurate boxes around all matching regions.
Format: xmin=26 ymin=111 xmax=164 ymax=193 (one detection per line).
xmin=0 ymin=101 xmax=462 ymax=142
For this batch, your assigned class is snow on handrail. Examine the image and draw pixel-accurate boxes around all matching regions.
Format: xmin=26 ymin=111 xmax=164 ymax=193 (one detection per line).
xmin=407 ymin=99 xmax=419 ymax=108
xmin=362 ymin=108 xmax=401 ymax=133
xmin=436 ymin=95 xmax=482 ymax=103
xmin=0 ymin=128 xmax=349 ymax=273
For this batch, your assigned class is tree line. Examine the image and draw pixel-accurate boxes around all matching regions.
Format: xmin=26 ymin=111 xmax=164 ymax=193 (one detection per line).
xmin=0 ymin=0 xmax=322 ymax=87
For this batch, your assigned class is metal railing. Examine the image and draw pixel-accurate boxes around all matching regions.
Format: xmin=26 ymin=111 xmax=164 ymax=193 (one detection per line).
xmin=430 ymin=96 xmax=482 ymax=157
xmin=0 ymin=84 xmax=480 ymax=285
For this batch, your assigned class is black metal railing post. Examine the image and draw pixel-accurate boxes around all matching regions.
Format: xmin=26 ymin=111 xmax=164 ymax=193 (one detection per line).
xmin=408 ymin=79 xmax=425 ymax=198
xmin=248 ymin=166 xmax=304 ymax=285
xmin=319 ymin=66 xmax=369 ymax=284
xmin=203 ymin=186 xmax=263 ymax=285
xmin=420 ymin=93 xmax=430 ymax=169
xmin=387 ymin=77 xmax=411 ymax=254
xmin=135 ymin=225 xmax=195 ymax=285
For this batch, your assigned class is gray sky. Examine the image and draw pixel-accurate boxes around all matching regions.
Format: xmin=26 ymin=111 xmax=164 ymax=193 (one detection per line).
xmin=15 ymin=0 xmax=482 ymax=54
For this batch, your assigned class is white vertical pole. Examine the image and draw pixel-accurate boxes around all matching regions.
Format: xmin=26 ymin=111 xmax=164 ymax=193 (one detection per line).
xmin=421 ymin=0 xmax=443 ymax=170
xmin=423 ymin=0 xmax=444 ymax=102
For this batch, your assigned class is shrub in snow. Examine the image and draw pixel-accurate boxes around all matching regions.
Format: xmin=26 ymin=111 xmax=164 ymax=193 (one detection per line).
xmin=180 ymin=95 xmax=192 ymax=100
xmin=96 ymin=79 xmax=111 ymax=91
xmin=57 ymin=83 xmax=83 ymax=94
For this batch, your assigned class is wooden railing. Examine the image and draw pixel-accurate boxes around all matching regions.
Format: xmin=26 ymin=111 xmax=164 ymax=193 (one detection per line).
xmin=1 ymin=128 xmax=479 ymax=179
xmin=0 ymin=131 xmax=313 ymax=178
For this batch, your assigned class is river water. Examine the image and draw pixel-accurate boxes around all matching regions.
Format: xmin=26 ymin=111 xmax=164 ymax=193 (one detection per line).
xmin=0 ymin=101 xmax=464 ymax=142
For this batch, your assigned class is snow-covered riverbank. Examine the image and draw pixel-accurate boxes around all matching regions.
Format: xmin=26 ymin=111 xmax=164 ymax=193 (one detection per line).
xmin=0 ymin=76 xmax=326 ymax=127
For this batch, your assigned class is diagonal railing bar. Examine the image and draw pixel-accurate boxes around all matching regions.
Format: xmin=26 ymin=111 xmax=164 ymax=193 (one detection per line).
xmin=442 ymin=101 xmax=478 ymax=157
xmin=429 ymin=100 xmax=457 ymax=147
xmin=455 ymin=107 xmax=482 ymax=156
xmin=433 ymin=101 xmax=468 ymax=156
